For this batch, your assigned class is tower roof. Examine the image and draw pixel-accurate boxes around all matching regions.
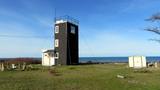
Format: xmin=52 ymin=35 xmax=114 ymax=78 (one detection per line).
xmin=42 ymin=49 xmax=54 ymax=53
xmin=55 ymin=15 xmax=79 ymax=25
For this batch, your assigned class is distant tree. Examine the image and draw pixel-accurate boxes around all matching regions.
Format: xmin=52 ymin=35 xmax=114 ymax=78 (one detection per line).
xmin=145 ymin=13 xmax=160 ymax=42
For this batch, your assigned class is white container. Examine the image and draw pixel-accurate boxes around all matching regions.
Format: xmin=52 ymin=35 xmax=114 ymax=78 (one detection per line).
xmin=128 ymin=56 xmax=146 ymax=68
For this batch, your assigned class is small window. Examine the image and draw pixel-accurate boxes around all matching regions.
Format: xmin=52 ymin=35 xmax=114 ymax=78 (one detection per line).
xmin=71 ymin=26 xmax=75 ymax=34
xmin=55 ymin=26 xmax=59 ymax=33
xmin=55 ymin=39 xmax=59 ymax=47
xmin=55 ymin=52 xmax=59 ymax=59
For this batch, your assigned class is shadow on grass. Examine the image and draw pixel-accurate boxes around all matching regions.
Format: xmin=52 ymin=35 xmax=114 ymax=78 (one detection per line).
xmin=48 ymin=69 xmax=61 ymax=76
xmin=133 ymin=68 xmax=152 ymax=73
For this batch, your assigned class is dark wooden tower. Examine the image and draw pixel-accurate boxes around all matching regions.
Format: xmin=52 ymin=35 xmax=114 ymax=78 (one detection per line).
xmin=54 ymin=16 xmax=79 ymax=65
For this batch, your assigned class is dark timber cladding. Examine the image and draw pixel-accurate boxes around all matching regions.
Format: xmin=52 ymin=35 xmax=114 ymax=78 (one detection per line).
xmin=54 ymin=16 xmax=79 ymax=65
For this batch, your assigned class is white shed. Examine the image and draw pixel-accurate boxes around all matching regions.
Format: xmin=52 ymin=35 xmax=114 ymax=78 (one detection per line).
xmin=42 ymin=49 xmax=55 ymax=66
xmin=128 ymin=56 xmax=146 ymax=68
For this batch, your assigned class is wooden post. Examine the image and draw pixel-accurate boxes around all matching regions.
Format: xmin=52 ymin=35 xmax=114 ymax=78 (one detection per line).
xmin=155 ymin=62 xmax=158 ymax=68
xmin=7 ymin=62 xmax=10 ymax=70
xmin=1 ymin=63 xmax=4 ymax=71
xmin=0 ymin=63 xmax=1 ymax=71
xmin=22 ymin=62 xmax=26 ymax=71
xmin=18 ymin=63 xmax=21 ymax=70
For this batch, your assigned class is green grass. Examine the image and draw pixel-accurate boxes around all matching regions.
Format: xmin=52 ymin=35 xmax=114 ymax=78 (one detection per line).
xmin=0 ymin=64 xmax=160 ymax=90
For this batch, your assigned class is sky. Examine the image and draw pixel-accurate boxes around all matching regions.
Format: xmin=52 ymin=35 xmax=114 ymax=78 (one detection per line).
xmin=0 ymin=0 xmax=160 ymax=57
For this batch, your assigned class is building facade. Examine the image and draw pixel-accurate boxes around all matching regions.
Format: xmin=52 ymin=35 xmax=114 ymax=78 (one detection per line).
xmin=54 ymin=16 xmax=79 ymax=65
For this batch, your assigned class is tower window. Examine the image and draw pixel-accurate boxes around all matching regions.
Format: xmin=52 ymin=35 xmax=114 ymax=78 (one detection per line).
xmin=55 ymin=39 xmax=59 ymax=47
xmin=55 ymin=26 xmax=59 ymax=33
xmin=55 ymin=52 xmax=59 ymax=59
xmin=71 ymin=26 xmax=75 ymax=34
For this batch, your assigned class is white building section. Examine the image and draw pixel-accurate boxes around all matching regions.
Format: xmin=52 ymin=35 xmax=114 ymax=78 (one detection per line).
xmin=42 ymin=49 xmax=55 ymax=66
xmin=128 ymin=56 xmax=147 ymax=68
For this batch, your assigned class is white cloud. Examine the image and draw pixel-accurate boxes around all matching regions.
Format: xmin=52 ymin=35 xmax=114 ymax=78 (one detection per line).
xmin=0 ymin=10 xmax=53 ymax=57
xmin=121 ymin=0 xmax=160 ymax=13
xmin=80 ymin=29 xmax=160 ymax=57
xmin=0 ymin=37 xmax=53 ymax=58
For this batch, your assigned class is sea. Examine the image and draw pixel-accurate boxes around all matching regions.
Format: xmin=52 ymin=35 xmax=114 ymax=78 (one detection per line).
xmin=1 ymin=56 xmax=160 ymax=63
xmin=79 ymin=56 xmax=160 ymax=63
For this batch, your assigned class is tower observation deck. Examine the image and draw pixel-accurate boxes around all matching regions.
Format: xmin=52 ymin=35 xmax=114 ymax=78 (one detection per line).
xmin=55 ymin=15 xmax=79 ymax=25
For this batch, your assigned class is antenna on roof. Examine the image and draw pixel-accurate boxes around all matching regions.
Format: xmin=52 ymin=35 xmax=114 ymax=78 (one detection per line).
xmin=54 ymin=8 xmax=57 ymax=23
xmin=53 ymin=8 xmax=57 ymax=48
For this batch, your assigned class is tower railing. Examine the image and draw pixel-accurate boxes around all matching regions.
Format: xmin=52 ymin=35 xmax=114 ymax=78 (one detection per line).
xmin=55 ymin=15 xmax=79 ymax=25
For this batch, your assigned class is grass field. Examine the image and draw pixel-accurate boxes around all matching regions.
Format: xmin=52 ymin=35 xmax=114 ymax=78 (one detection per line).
xmin=0 ymin=64 xmax=160 ymax=90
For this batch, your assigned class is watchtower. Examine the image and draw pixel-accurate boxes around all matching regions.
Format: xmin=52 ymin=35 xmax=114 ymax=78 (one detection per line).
xmin=54 ymin=16 xmax=79 ymax=65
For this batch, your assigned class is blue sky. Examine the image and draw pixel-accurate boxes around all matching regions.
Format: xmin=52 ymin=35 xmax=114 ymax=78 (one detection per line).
xmin=0 ymin=0 xmax=160 ymax=57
